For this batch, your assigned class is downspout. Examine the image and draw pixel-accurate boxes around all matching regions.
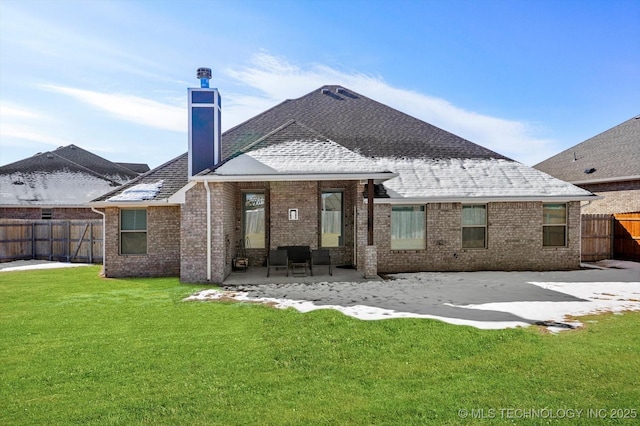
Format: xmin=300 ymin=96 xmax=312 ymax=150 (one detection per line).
xmin=91 ymin=207 xmax=106 ymax=273
xmin=204 ymin=181 xmax=212 ymax=281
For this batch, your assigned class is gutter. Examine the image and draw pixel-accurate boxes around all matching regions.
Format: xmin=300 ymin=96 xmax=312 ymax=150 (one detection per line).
xmin=570 ymin=175 xmax=640 ymax=185
xmin=371 ymin=195 xmax=603 ymax=204
xmin=204 ymin=181 xmax=212 ymax=282
xmin=191 ymin=172 xmax=397 ymax=183
xmin=89 ymin=200 xmax=180 ymax=208
xmin=90 ymin=207 xmax=106 ymax=271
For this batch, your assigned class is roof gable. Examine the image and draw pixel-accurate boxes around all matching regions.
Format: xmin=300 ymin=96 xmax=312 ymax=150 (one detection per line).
xmin=223 ymin=85 xmax=510 ymax=161
xmin=53 ymin=145 xmax=139 ymax=183
xmin=534 ymin=115 xmax=640 ymax=182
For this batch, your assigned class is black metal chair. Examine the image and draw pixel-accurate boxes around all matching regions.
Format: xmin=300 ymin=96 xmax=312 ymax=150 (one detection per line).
xmin=311 ymin=249 xmax=332 ymax=276
xmin=267 ymin=249 xmax=288 ymax=277
xmin=278 ymin=246 xmax=311 ymax=277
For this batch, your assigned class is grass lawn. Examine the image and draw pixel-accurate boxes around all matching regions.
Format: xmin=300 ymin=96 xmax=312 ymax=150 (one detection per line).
xmin=1 ymin=267 xmax=639 ymax=425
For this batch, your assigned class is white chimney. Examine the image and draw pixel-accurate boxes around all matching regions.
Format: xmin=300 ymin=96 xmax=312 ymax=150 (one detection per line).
xmin=188 ymin=67 xmax=221 ymax=177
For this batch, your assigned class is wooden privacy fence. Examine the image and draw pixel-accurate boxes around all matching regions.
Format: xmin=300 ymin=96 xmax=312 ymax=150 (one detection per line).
xmin=581 ymin=214 xmax=613 ymax=262
xmin=614 ymin=213 xmax=640 ymax=262
xmin=0 ymin=220 xmax=103 ymax=264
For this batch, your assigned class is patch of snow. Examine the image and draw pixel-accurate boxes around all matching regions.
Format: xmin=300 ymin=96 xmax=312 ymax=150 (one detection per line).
xmin=0 ymin=171 xmax=119 ymax=205
xmin=0 ymin=261 xmax=93 ymax=272
xmin=108 ymin=180 xmax=163 ymax=201
xmin=214 ymin=140 xmax=387 ymax=175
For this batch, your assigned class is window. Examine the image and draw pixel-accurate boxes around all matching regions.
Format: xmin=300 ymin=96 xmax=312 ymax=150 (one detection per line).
xmin=391 ymin=205 xmax=425 ymax=249
xmin=41 ymin=208 xmax=52 ymax=220
xmin=543 ymin=203 xmax=566 ymax=246
xmin=321 ymin=191 xmax=343 ymax=247
xmin=120 ymin=209 xmax=147 ymax=254
xmin=462 ymin=205 xmax=486 ymax=248
xmin=243 ymin=192 xmax=265 ymax=248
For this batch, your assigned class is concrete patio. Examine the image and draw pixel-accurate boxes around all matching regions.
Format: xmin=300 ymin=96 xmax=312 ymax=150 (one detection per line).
xmin=223 ymin=265 xmax=380 ymax=286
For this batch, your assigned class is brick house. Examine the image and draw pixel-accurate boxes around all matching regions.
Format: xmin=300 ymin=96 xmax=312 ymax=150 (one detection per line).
xmin=534 ymin=116 xmax=640 ymax=215
xmin=0 ymin=145 xmax=145 ymax=220
xmin=91 ymin=80 xmax=596 ymax=282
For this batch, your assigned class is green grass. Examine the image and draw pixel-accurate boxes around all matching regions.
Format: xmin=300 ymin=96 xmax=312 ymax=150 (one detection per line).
xmin=1 ymin=267 xmax=639 ymax=425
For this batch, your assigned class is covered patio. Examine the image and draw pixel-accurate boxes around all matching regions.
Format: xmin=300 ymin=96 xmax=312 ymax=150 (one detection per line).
xmin=223 ymin=265 xmax=380 ymax=286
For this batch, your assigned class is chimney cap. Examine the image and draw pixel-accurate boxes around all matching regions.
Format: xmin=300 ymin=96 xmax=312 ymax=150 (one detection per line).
xmin=197 ymin=67 xmax=212 ymax=80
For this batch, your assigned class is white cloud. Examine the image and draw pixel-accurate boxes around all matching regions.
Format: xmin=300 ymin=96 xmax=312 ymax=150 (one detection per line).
xmin=0 ymin=102 xmax=47 ymax=120
xmin=0 ymin=123 xmax=74 ymax=148
xmin=223 ymin=53 xmax=558 ymax=165
xmin=41 ymin=85 xmax=186 ymax=133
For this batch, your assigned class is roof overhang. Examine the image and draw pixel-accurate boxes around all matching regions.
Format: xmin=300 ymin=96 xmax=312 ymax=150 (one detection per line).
xmin=190 ymin=171 xmax=397 ymax=183
xmin=371 ymin=195 xmax=603 ymax=204
xmin=570 ymin=175 xmax=640 ymax=185
xmin=0 ymin=203 xmax=94 ymax=208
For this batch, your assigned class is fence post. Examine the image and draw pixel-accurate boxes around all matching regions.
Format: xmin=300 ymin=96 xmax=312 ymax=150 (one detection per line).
xmin=49 ymin=221 xmax=53 ymax=261
xmin=31 ymin=222 xmax=35 ymax=259
xmin=89 ymin=222 xmax=94 ymax=264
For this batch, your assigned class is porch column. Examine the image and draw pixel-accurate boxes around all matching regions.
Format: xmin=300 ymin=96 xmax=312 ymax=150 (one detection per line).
xmin=367 ymin=179 xmax=374 ymax=245
xmin=364 ymin=179 xmax=377 ymax=279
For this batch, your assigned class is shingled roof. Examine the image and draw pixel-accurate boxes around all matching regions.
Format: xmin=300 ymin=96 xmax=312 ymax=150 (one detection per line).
xmin=534 ymin=115 xmax=640 ymax=183
xmin=223 ymin=85 xmax=510 ymax=160
xmin=92 ymin=154 xmax=188 ymax=202
xmin=0 ymin=150 xmax=122 ymax=206
xmin=1 ymin=145 xmax=145 ymax=207
xmin=50 ymin=145 xmax=139 ymax=183
xmin=97 ymin=85 xmax=594 ymax=203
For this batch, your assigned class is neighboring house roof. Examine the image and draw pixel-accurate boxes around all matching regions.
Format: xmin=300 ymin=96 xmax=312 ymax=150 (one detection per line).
xmin=115 ymin=162 xmax=151 ymax=174
xmin=51 ymin=145 xmax=140 ymax=183
xmin=534 ymin=115 xmax=640 ymax=184
xmin=1 ymin=144 xmax=142 ymax=207
xmin=0 ymin=151 xmax=121 ymax=206
xmin=95 ymin=85 xmax=595 ymax=205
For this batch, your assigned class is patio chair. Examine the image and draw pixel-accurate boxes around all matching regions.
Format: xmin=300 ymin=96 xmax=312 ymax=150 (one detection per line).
xmin=278 ymin=245 xmax=311 ymax=277
xmin=311 ymin=249 xmax=332 ymax=276
xmin=267 ymin=249 xmax=288 ymax=277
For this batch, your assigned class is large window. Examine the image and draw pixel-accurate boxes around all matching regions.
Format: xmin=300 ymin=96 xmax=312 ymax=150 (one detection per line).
xmin=243 ymin=192 xmax=265 ymax=248
xmin=543 ymin=203 xmax=566 ymax=247
xmin=321 ymin=191 xmax=343 ymax=247
xmin=462 ymin=205 xmax=486 ymax=248
xmin=391 ymin=205 xmax=425 ymax=249
xmin=120 ymin=209 xmax=147 ymax=254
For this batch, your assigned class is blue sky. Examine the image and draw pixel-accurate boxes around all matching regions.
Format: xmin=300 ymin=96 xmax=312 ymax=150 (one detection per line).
xmin=1 ymin=0 xmax=638 ymax=169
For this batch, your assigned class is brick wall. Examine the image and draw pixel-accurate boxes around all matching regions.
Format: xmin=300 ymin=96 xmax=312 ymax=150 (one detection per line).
xmin=181 ymin=182 xmax=238 ymax=283
xmin=376 ymin=201 xmax=582 ymax=272
xmin=578 ymin=180 xmax=640 ymax=214
xmin=269 ymin=181 xmax=318 ymax=248
xmin=103 ymin=205 xmax=180 ymax=278
xmin=0 ymin=207 xmax=101 ymax=220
